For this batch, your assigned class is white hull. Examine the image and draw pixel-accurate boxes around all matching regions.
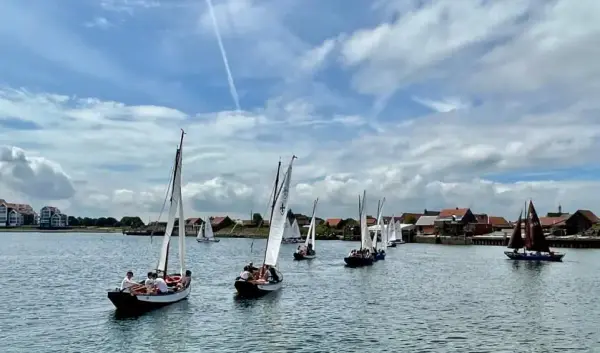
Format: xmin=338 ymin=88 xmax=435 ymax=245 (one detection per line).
xmin=282 ymin=238 xmax=301 ymax=244
xmin=196 ymin=238 xmax=220 ymax=243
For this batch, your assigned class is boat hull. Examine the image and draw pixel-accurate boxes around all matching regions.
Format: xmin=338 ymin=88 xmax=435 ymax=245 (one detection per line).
xmin=344 ymin=256 xmax=374 ymax=267
xmin=504 ymin=251 xmax=564 ymax=262
xmin=107 ymin=284 xmax=191 ymax=313
xmin=234 ymin=279 xmax=283 ymax=298
xmin=282 ymin=239 xmax=301 ymax=244
xmin=196 ymin=238 xmax=220 ymax=243
xmin=387 ymin=242 xmax=397 ymax=248
xmin=293 ymin=252 xmax=316 ymax=261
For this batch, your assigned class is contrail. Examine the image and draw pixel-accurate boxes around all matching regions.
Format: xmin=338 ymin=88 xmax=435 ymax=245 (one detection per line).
xmin=205 ymin=0 xmax=241 ymax=112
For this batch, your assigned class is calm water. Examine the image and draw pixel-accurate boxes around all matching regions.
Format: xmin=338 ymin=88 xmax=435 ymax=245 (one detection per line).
xmin=1 ymin=233 xmax=600 ymax=352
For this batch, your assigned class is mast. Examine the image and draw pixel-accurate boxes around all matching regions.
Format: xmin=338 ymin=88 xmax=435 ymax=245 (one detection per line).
xmin=358 ymin=193 xmax=362 ymax=250
xmin=158 ymin=130 xmax=184 ymax=278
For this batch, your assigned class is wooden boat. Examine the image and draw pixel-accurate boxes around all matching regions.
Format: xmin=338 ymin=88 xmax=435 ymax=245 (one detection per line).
xmin=196 ymin=220 xmax=220 ymax=242
xmin=108 ymin=130 xmax=192 ymax=312
xmin=344 ymin=190 xmax=375 ymax=267
xmin=234 ymin=157 xmax=296 ymax=298
xmin=504 ymin=200 xmax=565 ymax=262
xmin=293 ymin=199 xmax=318 ymax=261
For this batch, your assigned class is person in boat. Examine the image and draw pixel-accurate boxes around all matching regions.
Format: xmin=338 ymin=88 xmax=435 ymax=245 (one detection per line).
xmin=152 ymin=273 xmax=169 ymax=294
xmin=144 ymin=272 xmax=155 ymax=290
xmin=239 ymin=266 xmax=253 ymax=281
xmin=176 ymin=270 xmax=192 ymax=290
xmin=307 ymin=243 xmax=314 ymax=255
xmin=248 ymin=262 xmax=258 ymax=272
xmin=120 ymin=271 xmax=136 ymax=290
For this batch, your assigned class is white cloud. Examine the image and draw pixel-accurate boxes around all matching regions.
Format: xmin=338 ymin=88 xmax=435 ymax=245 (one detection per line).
xmin=84 ymin=17 xmax=113 ymax=29
xmin=2 ymin=0 xmax=600 ymax=223
xmin=412 ymin=96 xmax=470 ymax=113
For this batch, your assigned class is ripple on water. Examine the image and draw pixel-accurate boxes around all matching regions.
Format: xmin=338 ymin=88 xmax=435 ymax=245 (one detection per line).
xmin=1 ymin=233 xmax=600 ymax=352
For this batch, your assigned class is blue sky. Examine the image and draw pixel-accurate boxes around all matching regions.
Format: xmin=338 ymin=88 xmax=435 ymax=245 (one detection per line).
xmin=1 ymin=0 xmax=600 ymax=220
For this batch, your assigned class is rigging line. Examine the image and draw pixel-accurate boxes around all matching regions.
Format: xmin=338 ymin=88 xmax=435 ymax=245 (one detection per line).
xmin=149 ymin=156 xmax=175 ymax=245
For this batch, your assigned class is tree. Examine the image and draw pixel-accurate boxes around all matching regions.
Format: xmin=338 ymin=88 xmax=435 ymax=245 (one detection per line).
xmin=68 ymin=216 xmax=80 ymax=226
xmin=120 ymin=216 xmax=145 ymax=228
xmin=252 ymin=213 xmax=263 ymax=225
xmin=405 ymin=215 xmax=418 ymax=224
xmin=105 ymin=217 xmax=118 ymax=227
xmin=95 ymin=217 xmax=108 ymax=227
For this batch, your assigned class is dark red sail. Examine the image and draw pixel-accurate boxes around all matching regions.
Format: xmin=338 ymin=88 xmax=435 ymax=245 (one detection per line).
xmin=526 ymin=200 xmax=550 ymax=253
xmin=524 ymin=202 xmax=531 ymax=248
xmin=507 ymin=211 xmax=524 ymax=249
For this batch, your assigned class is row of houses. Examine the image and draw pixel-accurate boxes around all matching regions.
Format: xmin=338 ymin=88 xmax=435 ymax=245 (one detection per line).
xmin=0 ymin=199 xmax=69 ymax=228
xmin=322 ymin=205 xmax=599 ymax=237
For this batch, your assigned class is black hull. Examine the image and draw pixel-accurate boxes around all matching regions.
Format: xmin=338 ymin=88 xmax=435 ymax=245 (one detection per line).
xmin=293 ymin=252 xmax=316 ymax=261
xmin=234 ymin=280 xmax=282 ymax=298
xmin=344 ymin=256 xmax=374 ymax=267
xmin=504 ymin=251 xmax=565 ymax=262
xmin=107 ymin=291 xmax=187 ymax=313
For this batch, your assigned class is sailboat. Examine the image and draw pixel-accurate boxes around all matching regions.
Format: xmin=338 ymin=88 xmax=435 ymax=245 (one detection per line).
xmin=234 ymin=156 xmax=296 ymax=298
xmin=108 ymin=130 xmax=192 ymax=311
xmin=504 ymin=200 xmax=565 ymax=262
xmin=386 ymin=217 xmax=397 ymax=247
xmin=293 ymin=199 xmax=318 ymax=260
xmin=344 ymin=190 xmax=375 ymax=267
xmin=196 ymin=218 xmax=220 ymax=242
xmin=282 ymin=218 xmax=302 ymax=244
xmin=372 ymin=199 xmax=386 ymax=261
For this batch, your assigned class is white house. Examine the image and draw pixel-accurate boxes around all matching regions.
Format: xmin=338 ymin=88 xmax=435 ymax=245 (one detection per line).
xmin=40 ymin=206 xmax=68 ymax=228
xmin=0 ymin=199 xmax=37 ymax=227
xmin=0 ymin=200 xmax=7 ymax=227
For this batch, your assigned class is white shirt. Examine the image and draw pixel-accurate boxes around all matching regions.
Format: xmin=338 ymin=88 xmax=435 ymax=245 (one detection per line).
xmin=154 ymin=278 xmax=169 ymax=293
xmin=145 ymin=278 xmax=155 ymax=287
xmin=240 ymin=271 xmax=251 ymax=280
xmin=120 ymin=277 xmax=136 ymax=290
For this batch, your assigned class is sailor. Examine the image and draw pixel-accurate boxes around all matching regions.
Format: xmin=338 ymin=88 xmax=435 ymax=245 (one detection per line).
xmin=120 ymin=271 xmax=136 ymax=290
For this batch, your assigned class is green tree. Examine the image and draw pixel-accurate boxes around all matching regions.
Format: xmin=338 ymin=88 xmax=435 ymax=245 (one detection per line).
xmin=82 ymin=217 xmax=95 ymax=226
xmin=105 ymin=217 xmax=118 ymax=227
xmin=120 ymin=216 xmax=145 ymax=228
xmin=252 ymin=213 xmax=263 ymax=225
xmin=68 ymin=216 xmax=80 ymax=226
xmin=95 ymin=217 xmax=108 ymax=227
xmin=405 ymin=215 xmax=418 ymax=224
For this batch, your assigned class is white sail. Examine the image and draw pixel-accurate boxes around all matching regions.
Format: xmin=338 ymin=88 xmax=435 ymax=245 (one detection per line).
xmin=196 ymin=223 xmax=204 ymax=239
xmin=290 ymin=219 xmax=302 ymax=240
xmin=204 ymin=218 xmax=215 ymax=239
xmin=178 ymin=184 xmax=185 ymax=275
xmin=157 ymin=139 xmax=183 ymax=274
xmin=360 ymin=191 xmax=372 ymax=250
xmin=304 ymin=199 xmax=318 ymax=250
xmin=282 ymin=218 xmax=292 ymax=240
xmin=388 ymin=215 xmax=397 ymax=242
xmin=304 ymin=218 xmax=313 ymax=248
xmin=264 ymin=158 xmax=295 ymax=266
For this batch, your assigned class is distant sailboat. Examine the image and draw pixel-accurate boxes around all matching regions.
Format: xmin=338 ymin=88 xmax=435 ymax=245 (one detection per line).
xmin=108 ymin=130 xmax=191 ymax=312
xmin=234 ymin=156 xmax=296 ymax=298
xmin=504 ymin=200 xmax=565 ymax=262
xmin=196 ymin=218 xmax=220 ymax=243
xmin=293 ymin=199 xmax=318 ymax=260
xmin=282 ymin=218 xmax=302 ymax=244
xmin=372 ymin=199 xmax=386 ymax=261
xmin=344 ymin=190 xmax=375 ymax=267
xmin=386 ymin=216 xmax=397 ymax=247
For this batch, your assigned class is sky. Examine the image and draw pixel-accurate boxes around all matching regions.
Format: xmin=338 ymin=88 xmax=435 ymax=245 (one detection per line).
xmin=1 ymin=0 xmax=600 ymax=222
